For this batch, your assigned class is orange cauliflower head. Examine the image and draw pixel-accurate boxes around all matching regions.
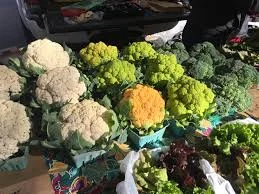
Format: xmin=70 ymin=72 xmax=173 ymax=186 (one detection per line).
xmin=118 ymin=84 xmax=165 ymax=129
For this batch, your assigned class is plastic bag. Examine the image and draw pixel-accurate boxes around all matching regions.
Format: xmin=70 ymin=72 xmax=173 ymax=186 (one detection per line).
xmin=145 ymin=20 xmax=187 ymax=46
xmin=199 ymin=159 xmax=236 ymax=194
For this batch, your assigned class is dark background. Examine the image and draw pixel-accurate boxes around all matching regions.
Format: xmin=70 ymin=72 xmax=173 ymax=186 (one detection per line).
xmin=0 ymin=0 xmax=28 ymax=51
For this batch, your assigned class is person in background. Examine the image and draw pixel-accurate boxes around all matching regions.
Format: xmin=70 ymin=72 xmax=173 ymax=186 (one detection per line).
xmin=182 ymin=0 xmax=259 ymax=49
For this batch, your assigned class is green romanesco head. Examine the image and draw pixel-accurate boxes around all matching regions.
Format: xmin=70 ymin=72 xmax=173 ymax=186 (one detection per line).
xmin=123 ymin=41 xmax=156 ymax=62
xmin=96 ymin=59 xmax=136 ymax=88
xmin=79 ymin=42 xmax=118 ymax=68
xmin=145 ymin=53 xmax=185 ymax=87
xmin=166 ymin=75 xmax=215 ymax=122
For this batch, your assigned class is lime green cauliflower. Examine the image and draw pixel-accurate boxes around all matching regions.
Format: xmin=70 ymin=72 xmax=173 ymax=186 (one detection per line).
xmin=80 ymin=42 xmax=118 ymax=68
xmin=123 ymin=41 xmax=156 ymax=62
xmin=96 ymin=59 xmax=136 ymax=88
xmin=167 ymin=75 xmax=215 ymax=122
xmin=145 ymin=54 xmax=185 ymax=87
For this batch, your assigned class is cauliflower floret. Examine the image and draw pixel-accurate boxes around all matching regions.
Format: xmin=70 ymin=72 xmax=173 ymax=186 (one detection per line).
xmin=80 ymin=42 xmax=118 ymax=68
xmin=22 ymin=39 xmax=70 ymax=72
xmin=0 ymin=65 xmax=24 ymax=100
xmin=36 ymin=66 xmax=86 ymax=105
xmin=0 ymin=100 xmax=30 ymax=160
xmin=59 ymin=99 xmax=110 ymax=147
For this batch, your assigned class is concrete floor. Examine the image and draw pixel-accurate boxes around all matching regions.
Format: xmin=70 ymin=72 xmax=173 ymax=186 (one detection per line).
xmin=0 ymin=1 xmax=28 ymax=50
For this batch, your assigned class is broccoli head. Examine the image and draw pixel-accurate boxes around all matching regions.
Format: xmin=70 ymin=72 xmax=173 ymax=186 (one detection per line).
xmin=183 ymin=53 xmax=214 ymax=80
xmin=80 ymin=42 xmax=118 ymax=69
xmin=145 ymin=53 xmax=185 ymax=88
xmin=219 ymin=59 xmax=259 ymax=89
xmin=96 ymin=59 xmax=136 ymax=88
xmin=209 ymin=74 xmax=252 ymax=115
xmin=123 ymin=41 xmax=156 ymax=62
xmin=190 ymin=41 xmax=226 ymax=63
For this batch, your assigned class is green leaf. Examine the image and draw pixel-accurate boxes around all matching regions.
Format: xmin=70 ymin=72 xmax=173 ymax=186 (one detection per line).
xmin=65 ymin=131 xmax=93 ymax=150
xmin=117 ymin=129 xmax=128 ymax=144
xmin=41 ymin=140 xmax=62 ymax=149
xmin=99 ymin=95 xmax=112 ymax=109
xmin=0 ymin=146 xmax=29 ymax=172
xmin=30 ymin=98 xmax=41 ymax=108
xmin=28 ymin=63 xmax=45 ymax=76
xmin=8 ymin=58 xmax=31 ymax=78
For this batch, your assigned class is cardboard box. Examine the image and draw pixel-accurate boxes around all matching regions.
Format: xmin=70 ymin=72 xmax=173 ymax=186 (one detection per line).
xmin=0 ymin=153 xmax=53 ymax=194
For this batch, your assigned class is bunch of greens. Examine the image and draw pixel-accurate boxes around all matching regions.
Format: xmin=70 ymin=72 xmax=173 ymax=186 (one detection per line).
xmin=210 ymin=123 xmax=259 ymax=155
xmin=242 ymin=152 xmax=259 ymax=194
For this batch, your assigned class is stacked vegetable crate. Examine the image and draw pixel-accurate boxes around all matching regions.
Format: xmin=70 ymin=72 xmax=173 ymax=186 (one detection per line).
xmin=0 ymin=38 xmax=258 ymax=194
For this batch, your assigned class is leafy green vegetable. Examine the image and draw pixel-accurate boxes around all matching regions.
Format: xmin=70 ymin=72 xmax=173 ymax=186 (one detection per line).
xmin=149 ymin=180 xmax=183 ymax=194
xmin=210 ymin=123 xmax=259 ymax=155
xmin=242 ymin=152 xmax=259 ymax=194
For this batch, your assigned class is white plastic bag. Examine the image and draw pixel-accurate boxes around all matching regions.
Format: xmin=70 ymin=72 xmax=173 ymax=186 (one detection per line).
xmin=145 ymin=20 xmax=187 ymax=45
xmin=225 ymin=118 xmax=259 ymax=125
xmin=199 ymin=159 xmax=236 ymax=194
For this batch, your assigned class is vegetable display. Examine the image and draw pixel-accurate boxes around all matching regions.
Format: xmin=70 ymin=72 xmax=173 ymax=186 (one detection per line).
xmin=1 ymin=38 xmax=258 ymax=193
xmin=118 ymin=84 xmax=165 ymax=132
xmin=79 ymin=41 xmax=118 ymax=69
xmin=0 ymin=100 xmax=30 ymax=160
xmin=145 ymin=53 xmax=185 ymax=87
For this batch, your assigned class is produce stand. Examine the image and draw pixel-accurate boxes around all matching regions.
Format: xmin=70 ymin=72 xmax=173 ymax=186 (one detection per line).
xmin=1 ymin=7 xmax=259 ymax=193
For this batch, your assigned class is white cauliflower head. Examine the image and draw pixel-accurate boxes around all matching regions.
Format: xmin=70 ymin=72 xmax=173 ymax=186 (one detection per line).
xmin=0 ymin=65 xmax=24 ymax=100
xmin=59 ymin=99 xmax=111 ymax=147
xmin=0 ymin=100 xmax=30 ymax=160
xmin=36 ymin=66 xmax=86 ymax=105
xmin=22 ymin=39 xmax=70 ymax=72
